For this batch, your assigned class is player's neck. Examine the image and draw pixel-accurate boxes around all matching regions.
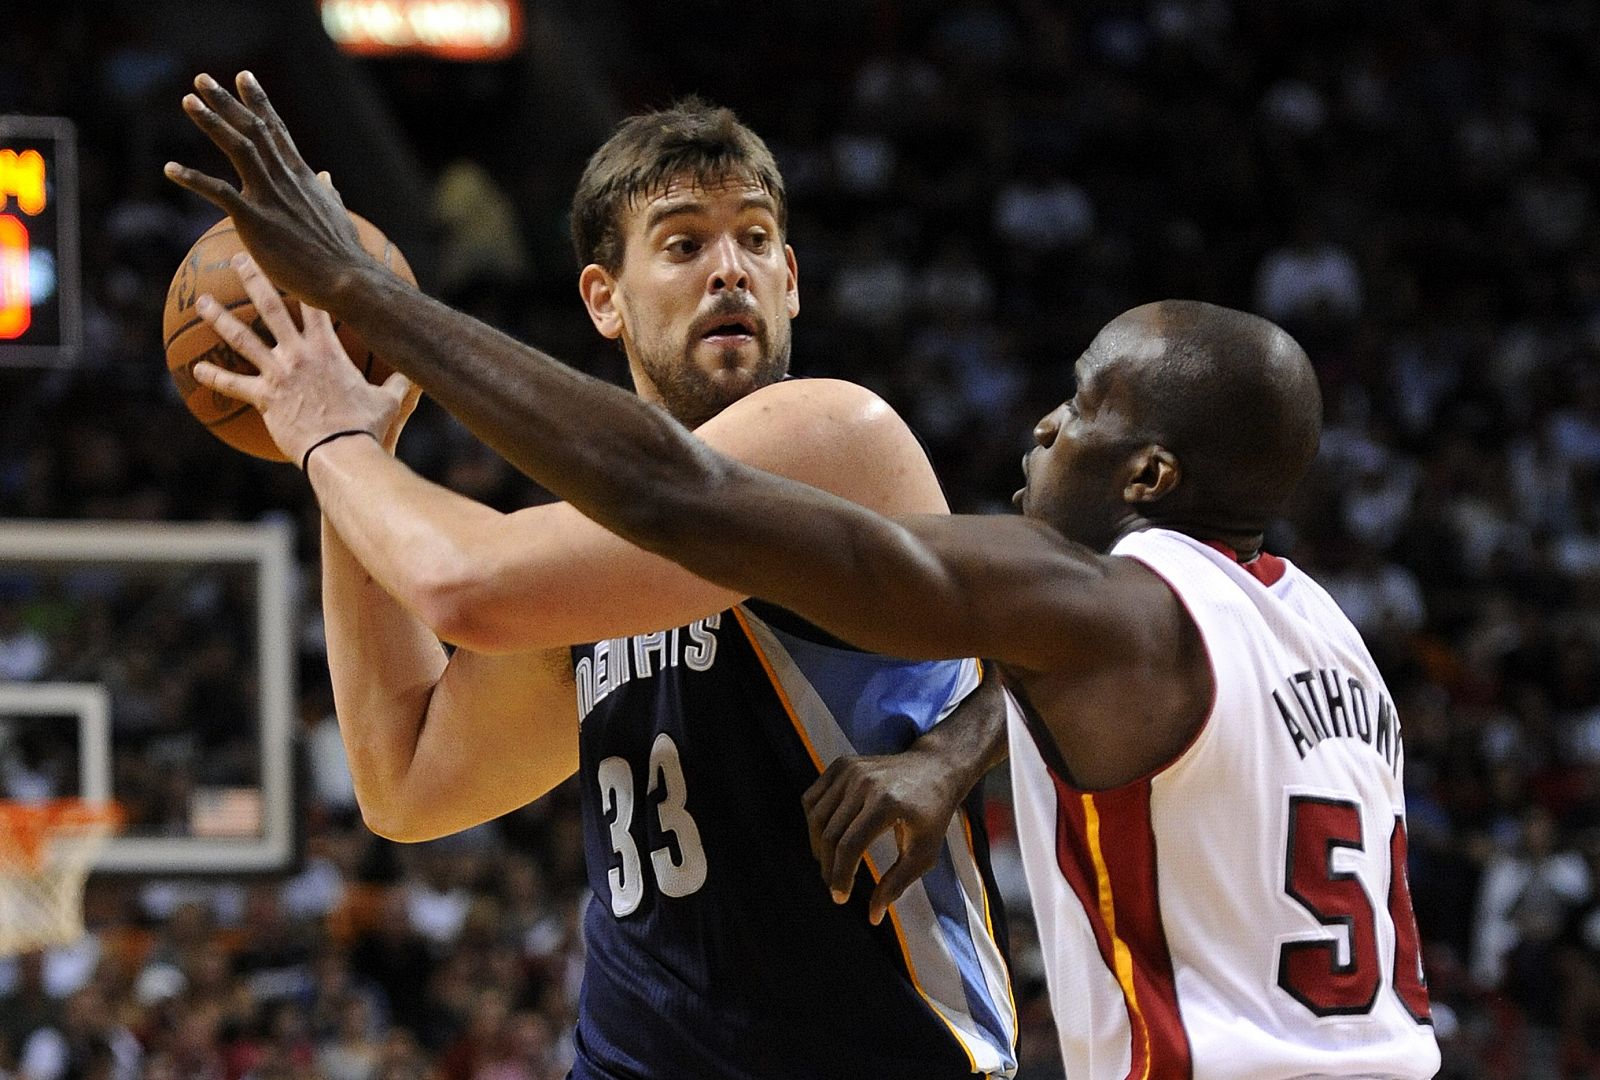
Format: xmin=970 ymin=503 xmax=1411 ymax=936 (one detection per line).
xmin=1189 ymin=528 xmax=1266 ymax=562
xmin=1120 ymin=517 xmax=1265 ymax=562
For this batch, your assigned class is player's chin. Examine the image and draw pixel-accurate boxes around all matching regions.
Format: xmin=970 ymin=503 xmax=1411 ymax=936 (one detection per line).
xmin=698 ymin=349 xmax=772 ymax=392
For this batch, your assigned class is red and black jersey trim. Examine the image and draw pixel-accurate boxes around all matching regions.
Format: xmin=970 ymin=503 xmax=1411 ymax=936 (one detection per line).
xmin=1050 ymin=771 xmax=1194 ymax=1080
xmin=1012 ymin=686 xmax=1193 ymax=1079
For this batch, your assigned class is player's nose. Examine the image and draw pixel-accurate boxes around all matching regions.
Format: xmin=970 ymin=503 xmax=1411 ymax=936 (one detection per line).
xmin=1034 ymin=411 xmax=1060 ymax=447
xmin=706 ymin=235 xmax=750 ymax=294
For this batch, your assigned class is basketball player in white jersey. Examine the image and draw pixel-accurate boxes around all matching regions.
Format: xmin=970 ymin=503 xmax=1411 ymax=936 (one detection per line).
xmin=166 ymin=77 xmax=1439 ymax=1072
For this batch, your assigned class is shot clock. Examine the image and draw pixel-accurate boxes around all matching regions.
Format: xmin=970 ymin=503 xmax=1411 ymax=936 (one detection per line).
xmin=0 ymin=117 xmax=80 ymax=366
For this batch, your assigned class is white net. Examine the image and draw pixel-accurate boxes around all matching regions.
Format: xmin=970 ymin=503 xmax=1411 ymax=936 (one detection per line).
xmin=0 ymin=803 xmax=118 ymax=955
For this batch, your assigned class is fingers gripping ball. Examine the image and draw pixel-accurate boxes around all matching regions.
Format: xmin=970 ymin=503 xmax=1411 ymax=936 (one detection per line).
xmin=163 ymin=213 xmax=415 ymax=461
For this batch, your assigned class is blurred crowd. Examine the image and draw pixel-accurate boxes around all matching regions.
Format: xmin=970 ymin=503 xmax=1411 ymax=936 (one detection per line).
xmin=3 ymin=1 xmax=1600 ymax=1078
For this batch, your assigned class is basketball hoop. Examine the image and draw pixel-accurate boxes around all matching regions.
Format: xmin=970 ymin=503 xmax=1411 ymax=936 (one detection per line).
xmin=0 ymin=799 xmax=121 ymax=954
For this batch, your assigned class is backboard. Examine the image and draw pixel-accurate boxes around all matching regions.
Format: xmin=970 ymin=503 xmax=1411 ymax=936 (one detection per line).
xmin=0 ymin=521 xmax=295 ymax=873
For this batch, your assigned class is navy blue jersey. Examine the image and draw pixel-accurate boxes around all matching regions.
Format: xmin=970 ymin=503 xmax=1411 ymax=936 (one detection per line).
xmin=569 ymin=602 xmax=1017 ymax=1080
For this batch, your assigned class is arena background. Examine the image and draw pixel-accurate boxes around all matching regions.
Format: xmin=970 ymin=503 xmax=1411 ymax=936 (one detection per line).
xmin=2 ymin=1 xmax=1599 ymax=1077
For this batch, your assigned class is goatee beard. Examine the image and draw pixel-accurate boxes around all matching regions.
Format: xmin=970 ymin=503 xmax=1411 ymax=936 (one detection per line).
xmin=643 ymin=333 xmax=792 ymax=429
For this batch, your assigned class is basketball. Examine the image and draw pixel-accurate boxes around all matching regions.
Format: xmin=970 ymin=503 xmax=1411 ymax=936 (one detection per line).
xmin=162 ymin=213 xmax=416 ymax=462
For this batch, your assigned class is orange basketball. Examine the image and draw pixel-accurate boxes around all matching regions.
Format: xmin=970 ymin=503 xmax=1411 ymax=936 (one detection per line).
xmin=163 ymin=213 xmax=416 ymax=462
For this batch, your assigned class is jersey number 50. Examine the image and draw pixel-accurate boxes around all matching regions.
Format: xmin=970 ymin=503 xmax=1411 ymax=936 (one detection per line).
xmin=1277 ymin=795 xmax=1432 ymax=1022
xmin=598 ymin=733 xmax=708 ymax=916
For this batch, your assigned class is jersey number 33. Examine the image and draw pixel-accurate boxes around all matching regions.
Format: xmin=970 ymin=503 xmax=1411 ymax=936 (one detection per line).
xmin=598 ymin=733 xmax=709 ymax=916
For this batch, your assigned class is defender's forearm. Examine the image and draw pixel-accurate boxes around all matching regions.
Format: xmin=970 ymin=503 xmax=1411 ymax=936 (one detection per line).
xmin=334 ymin=266 xmax=704 ymax=521
xmin=912 ymin=665 xmax=1010 ymax=792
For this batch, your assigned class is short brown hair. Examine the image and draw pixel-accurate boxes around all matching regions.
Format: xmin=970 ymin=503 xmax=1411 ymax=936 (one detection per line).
xmin=570 ymin=97 xmax=788 ymax=272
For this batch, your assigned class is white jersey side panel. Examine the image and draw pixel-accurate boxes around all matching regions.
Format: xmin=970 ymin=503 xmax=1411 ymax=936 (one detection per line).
xmin=1008 ymin=699 xmax=1136 ymax=1080
xmin=1008 ymin=528 xmax=1441 ymax=1080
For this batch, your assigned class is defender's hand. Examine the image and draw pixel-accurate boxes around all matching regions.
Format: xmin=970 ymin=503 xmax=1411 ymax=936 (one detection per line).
xmin=802 ymin=747 xmax=967 ymax=926
xmin=164 ymin=71 xmax=373 ymax=311
xmin=191 ymin=252 xmax=412 ymax=467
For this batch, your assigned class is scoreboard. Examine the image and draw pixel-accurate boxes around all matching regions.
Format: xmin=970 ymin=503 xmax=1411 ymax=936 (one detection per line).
xmin=0 ymin=117 xmax=80 ymax=366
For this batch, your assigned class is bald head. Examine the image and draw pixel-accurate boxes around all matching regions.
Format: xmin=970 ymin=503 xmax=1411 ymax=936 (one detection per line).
xmin=1097 ymin=300 xmax=1321 ymax=532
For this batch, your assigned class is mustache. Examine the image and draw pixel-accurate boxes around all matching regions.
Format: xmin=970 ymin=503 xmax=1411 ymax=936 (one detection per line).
xmin=707 ymin=294 xmax=759 ymax=319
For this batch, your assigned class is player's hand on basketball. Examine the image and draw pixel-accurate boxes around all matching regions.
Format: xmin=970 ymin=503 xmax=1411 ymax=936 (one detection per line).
xmin=190 ymin=252 xmax=409 ymax=467
xmin=164 ymin=71 xmax=370 ymax=311
xmin=803 ymin=749 xmax=964 ymax=925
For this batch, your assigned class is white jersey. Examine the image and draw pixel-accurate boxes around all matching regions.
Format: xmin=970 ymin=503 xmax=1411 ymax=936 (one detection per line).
xmin=1008 ymin=528 xmax=1440 ymax=1080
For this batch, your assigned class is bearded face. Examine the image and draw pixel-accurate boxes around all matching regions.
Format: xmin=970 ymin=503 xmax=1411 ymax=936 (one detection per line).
xmin=583 ymin=174 xmax=799 ymax=428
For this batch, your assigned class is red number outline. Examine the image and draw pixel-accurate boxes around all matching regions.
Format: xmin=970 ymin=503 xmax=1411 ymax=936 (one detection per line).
xmin=1388 ymin=816 xmax=1432 ymax=1023
xmin=1278 ymin=795 xmax=1381 ymax=1016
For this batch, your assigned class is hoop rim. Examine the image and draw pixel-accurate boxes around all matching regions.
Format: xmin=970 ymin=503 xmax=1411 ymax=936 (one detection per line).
xmin=0 ymin=797 xmax=124 ymax=823
xmin=0 ymin=798 xmax=124 ymax=871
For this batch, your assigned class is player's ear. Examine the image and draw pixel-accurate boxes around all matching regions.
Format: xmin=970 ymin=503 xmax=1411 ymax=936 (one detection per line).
xmin=579 ymin=264 xmax=624 ymax=340
xmin=1124 ymin=445 xmax=1180 ymax=505
xmin=784 ymin=244 xmax=799 ymax=319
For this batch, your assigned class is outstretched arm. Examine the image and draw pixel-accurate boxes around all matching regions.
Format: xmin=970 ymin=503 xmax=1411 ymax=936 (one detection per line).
xmin=164 ymin=73 xmax=1146 ymax=673
xmin=169 ymin=74 xmax=1188 ymax=858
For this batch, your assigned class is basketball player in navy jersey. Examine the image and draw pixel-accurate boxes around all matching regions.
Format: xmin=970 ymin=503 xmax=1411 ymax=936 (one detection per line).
xmin=167 ymin=75 xmax=1017 ymax=1079
xmin=173 ymin=76 xmax=1442 ymax=1071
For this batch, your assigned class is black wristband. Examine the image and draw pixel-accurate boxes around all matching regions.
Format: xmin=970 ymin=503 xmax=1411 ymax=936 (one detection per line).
xmin=300 ymin=429 xmax=377 ymax=472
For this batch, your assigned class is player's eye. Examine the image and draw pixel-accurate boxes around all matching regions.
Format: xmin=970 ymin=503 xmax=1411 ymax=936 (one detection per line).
xmin=745 ymin=230 xmax=770 ymax=252
xmin=666 ymin=237 xmax=701 ymax=258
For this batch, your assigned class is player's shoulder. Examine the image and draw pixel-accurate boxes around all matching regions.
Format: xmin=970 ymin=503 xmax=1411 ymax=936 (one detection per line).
xmin=700 ymin=378 xmax=943 ymax=513
xmin=702 ymin=377 xmax=917 ymax=456
xmin=729 ymin=376 xmax=903 ymax=425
